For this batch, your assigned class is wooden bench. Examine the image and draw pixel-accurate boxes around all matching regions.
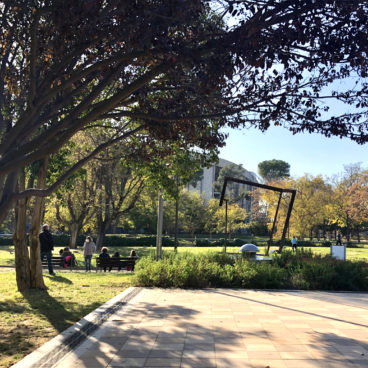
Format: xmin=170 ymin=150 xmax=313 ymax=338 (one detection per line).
xmin=41 ymin=256 xmax=76 ymax=270
xmin=96 ymin=257 xmax=136 ymax=272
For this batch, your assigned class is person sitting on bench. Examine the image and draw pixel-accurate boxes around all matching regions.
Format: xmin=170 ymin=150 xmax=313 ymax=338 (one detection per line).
xmin=112 ymin=251 xmax=122 ymax=271
xmin=61 ymin=247 xmax=75 ymax=268
xmin=128 ymin=249 xmax=138 ymax=271
xmin=99 ymin=247 xmax=111 ymax=272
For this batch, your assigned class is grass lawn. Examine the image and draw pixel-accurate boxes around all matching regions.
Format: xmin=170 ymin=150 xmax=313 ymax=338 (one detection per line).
xmin=0 ymin=271 xmax=132 ymax=368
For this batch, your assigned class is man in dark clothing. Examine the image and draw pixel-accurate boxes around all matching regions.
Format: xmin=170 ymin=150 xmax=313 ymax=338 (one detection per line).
xmin=39 ymin=224 xmax=55 ymax=275
xmin=336 ymin=231 xmax=342 ymax=246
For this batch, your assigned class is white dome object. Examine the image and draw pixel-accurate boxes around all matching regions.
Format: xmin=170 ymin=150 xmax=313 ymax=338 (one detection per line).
xmin=239 ymin=243 xmax=260 ymax=253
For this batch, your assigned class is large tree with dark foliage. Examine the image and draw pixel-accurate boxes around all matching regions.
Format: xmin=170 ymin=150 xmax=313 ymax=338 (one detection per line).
xmin=1 ymin=1 xmax=368 ymax=290
xmin=1 ymin=0 xmax=368 ymax=220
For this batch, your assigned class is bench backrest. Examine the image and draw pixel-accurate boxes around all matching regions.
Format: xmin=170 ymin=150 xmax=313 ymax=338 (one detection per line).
xmin=96 ymin=257 xmax=135 ymax=267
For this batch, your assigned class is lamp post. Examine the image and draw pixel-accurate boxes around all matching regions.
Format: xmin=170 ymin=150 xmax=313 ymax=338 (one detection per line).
xmin=224 ymin=198 xmax=228 ymax=253
xmin=156 ymin=190 xmax=164 ymax=260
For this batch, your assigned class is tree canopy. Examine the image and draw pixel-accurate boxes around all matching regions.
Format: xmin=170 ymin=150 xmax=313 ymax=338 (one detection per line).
xmin=1 ymin=0 xmax=368 ymax=224
xmin=258 ymin=159 xmax=290 ymax=182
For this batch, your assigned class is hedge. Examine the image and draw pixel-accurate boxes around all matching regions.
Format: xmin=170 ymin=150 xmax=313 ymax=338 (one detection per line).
xmin=0 ymin=234 xmax=175 ymax=247
xmin=0 ymin=236 xmax=13 ymax=245
xmin=133 ymin=249 xmax=368 ymax=290
xmin=195 ymin=238 xmax=246 ymax=247
xmin=51 ymin=234 xmax=174 ymax=247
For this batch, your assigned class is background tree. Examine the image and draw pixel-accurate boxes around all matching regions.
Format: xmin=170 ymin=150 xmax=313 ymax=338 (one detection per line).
xmin=179 ymin=191 xmax=207 ymax=242
xmin=262 ymin=176 xmax=332 ymax=240
xmin=331 ymin=164 xmax=366 ymax=240
xmin=44 ymin=134 xmax=97 ymax=248
xmin=214 ymin=163 xmax=250 ymax=203
xmin=204 ymin=198 xmax=221 ymax=239
xmin=92 ymin=151 xmax=145 ymax=250
xmin=347 ymin=171 xmax=368 ymax=241
xmin=258 ymin=160 xmax=290 ymax=182
xmin=215 ymin=202 xmax=248 ymax=239
xmin=120 ymin=189 xmax=158 ymax=234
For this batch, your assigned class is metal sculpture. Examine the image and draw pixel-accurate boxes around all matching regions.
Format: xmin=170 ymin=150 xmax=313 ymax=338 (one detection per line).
xmin=219 ymin=176 xmax=296 ymax=254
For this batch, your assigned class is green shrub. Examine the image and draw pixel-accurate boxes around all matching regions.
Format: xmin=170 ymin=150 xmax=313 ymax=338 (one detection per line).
xmin=195 ymin=238 xmax=212 ymax=247
xmin=134 ymin=252 xmax=237 ymax=288
xmin=195 ymin=237 xmax=245 ymax=247
xmin=296 ymin=240 xmax=314 ymax=247
xmin=248 ymin=221 xmax=269 ymax=236
xmin=0 ymin=236 xmax=13 ymax=246
xmin=134 ymin=249 xmax=368 ymax=291
xmin=321 ymin=241 xmax=332 ymax=247
xmin=233 ymin=260 xmax=288 ymax=289
xmin=346 ymin=241 xmax=361 ymax=248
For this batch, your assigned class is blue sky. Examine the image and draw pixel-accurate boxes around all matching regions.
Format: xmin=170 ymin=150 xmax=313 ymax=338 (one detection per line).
xmin=219 ymin=125 xmax=368 ymax=179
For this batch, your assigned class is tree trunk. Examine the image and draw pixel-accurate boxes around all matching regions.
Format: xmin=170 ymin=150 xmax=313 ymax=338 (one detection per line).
xmin=13 ymin=171 xmax=31 ymax=292
xmin=96 ymin=229 xmax=105 ymax=250
xmin=357 ymin=229 xmax=361 ymax=243
xmin=95 ymin=210 xmax=111 ymax=250
xmin=69 ymin=223 xmax=80 ymax=249
xmin=29 ymin=158 xmax=48 ymax=289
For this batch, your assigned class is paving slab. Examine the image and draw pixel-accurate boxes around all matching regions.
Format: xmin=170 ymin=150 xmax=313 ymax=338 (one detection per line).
xmin=15 ymin=287 xmax=368 ymax=368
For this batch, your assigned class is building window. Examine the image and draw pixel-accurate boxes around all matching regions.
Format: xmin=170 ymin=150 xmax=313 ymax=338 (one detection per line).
xmin=215 ymin=166 xmax=221 ymax=181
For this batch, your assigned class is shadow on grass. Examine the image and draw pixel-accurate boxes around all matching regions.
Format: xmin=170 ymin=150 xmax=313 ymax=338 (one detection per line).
xmin=20 ymin=289 xmax=102 ymax=333
xmin=0 ymin=292 xmax=102 ymax=367
xmin=44 ymin=274 xmax=73 ymax=285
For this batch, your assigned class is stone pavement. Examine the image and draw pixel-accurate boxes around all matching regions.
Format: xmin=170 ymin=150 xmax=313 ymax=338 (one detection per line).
xmin=55 ymin=288 xmax=368 ymax=368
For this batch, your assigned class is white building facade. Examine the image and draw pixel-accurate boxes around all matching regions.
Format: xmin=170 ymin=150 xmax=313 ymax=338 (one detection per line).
xmin=188 ymin=158 xmax=258 ymax=211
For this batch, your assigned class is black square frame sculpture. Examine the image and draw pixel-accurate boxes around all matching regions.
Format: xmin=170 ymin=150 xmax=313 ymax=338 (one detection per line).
xmin=219 ymin=176 xmax=296 ymax=254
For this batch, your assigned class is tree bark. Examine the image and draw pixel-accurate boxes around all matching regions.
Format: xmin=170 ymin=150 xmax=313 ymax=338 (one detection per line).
xmin=96 ymin=227 xmax=107 ymax=250
xmin=29 ymin=158 xmax=49 ymax=289
xmin=69 ymin=222 xmax=80 ymax=249
xmin=13 ymin=171 xmax=31 ymax=292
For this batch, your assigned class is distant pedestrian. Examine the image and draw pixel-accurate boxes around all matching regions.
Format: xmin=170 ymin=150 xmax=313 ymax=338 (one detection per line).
xmin=336 ymin=231 xmax=342 ymax=246
xmin=83 ymin=236 xmax=96 ymax=272
xmin=292 ymin=236 xmax=297 ymax=251
xmin=39 ymin=224 xmax=55 ymax=276
xmin=99 ymin=247 xmax=111 ymax=272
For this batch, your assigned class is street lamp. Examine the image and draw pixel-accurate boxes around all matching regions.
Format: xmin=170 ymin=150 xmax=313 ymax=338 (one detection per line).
xmin=224 ymin=198 xmax=228 ymax=253
xmin=156 ymin=189 xmax=164 ymax=260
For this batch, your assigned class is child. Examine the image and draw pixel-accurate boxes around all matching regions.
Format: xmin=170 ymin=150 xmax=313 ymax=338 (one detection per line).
xmin=61 ymin=247 xmax=75 ymax=268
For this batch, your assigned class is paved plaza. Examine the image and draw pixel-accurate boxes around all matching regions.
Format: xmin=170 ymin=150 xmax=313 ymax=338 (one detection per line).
xmin=54 ymin=288 xmax=368 ymax=368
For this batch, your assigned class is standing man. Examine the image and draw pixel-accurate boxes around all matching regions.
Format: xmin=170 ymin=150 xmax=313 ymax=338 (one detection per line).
xmin=39 ymin=224 xmax=55 ymax=276
xmin=292 ymin=236 xmax=297 ymax=251
xmin=336 ymin=231 xmax=342 ymax=246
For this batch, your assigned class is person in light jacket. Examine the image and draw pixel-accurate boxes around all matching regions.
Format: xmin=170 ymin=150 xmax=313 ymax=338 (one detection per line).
xmin=83 ymin=236 xmax=96 ymax=272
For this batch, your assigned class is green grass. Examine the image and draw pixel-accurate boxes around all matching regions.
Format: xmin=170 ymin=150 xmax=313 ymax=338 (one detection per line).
xmin=0 ymin=271 xmax=132 ymax=367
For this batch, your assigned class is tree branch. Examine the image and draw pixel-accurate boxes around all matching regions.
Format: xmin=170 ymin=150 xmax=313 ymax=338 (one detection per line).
xmin=0 ymin=125 xmax=144 ymax=218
